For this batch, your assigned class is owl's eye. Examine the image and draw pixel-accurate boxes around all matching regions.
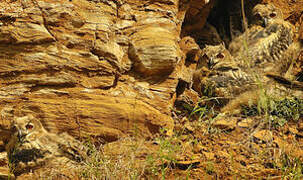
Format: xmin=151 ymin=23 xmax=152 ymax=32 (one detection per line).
xmin=11 ymin=125 xmax=17 ymax=133
xmin=269 ymin=12 xmax=277 ymax=18
xmin=25 ymin=124 xmax=34 ymax=130
xmin=202 ymin=54 xmax=209 ymax=59
xmin=216 ymin=53 xmax=225 ymax=59
xmin=255 ymin=13 xmax=262 ymax=20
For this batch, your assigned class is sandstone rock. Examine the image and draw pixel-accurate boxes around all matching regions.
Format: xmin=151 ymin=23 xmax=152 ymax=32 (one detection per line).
xmin=181 ymin=0 xmax=214 ymax=35
xmin=0 ymin=22 xmax=55 ymax=44
xmin=299 ymin=14 xmax=303 ymax=40
xmin=237 ymin=118 xmax=254 ymax=128
xmin=1 ymin=93 xmax=174 ymax=142
xmin=213 ymin=116 xmax=238 ymax=130
xmin=129 ymin=26 xmax=181 ymax=77
xmin=274 ymin=136 xmax=303 ymax=157
xmin=177 ymin=36 xmax=200 ymax=84
xmin=179 ymin=36 xmax=200 ymax=62
xmin=0 ymin=152 xmax=7 ymax=162
xmin=0 ymin=167 xmax=13 ymax=180
xmin=0 ymin=0 xmax=183 ymax=145
xmin=0 ymin=0 xmax=216 ymax=177
xmin=0 ymin=152 xmax=11 ymax=180
xmin=93 ymin=39 xmax=131 ymax=72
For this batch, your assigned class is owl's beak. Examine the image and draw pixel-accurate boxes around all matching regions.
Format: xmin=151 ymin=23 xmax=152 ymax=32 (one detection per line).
xmin=208 ymin=57 xmax=214 ymax=69
xmin=10 ymin=125 xmax=24 ymax=141
xmin=262 ymin=17 xmax=268 ymax=27
xmin=208 ymin=57 xmax=220 ymax=69
xmin=17 ymin=130 xmax=26 ymax=141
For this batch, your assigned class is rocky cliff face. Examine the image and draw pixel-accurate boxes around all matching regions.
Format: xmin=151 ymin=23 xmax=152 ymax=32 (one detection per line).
xmin=0 ymin=0 xmax=210 ymax=142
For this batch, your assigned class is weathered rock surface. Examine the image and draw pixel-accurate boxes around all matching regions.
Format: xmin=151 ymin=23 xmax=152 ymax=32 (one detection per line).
xmin=129 ymin=26 xmax=181 ymax=76
xmin=1 ymin=0 xmax=215 ymax=177
xmin=0 ymin=0 xmax=213 ymax=148
xmin=0 ymin=152 xmax=11 ymax=180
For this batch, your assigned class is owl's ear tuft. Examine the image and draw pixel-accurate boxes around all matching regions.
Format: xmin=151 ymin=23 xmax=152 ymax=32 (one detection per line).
xmin=220 ymin=42 xmax=225 ymax=48
xmin=202 ymin=54 xmax=209 ymax=59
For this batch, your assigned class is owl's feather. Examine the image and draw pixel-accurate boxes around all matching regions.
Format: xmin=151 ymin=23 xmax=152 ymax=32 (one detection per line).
xmin=266 ymin=73 xmax=303 ymax=90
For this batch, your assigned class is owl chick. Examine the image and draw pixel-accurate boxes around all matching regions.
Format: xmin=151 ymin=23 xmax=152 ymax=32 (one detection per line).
xmin=195 ymin=44 xmax=235 ymax=70
xmin=192 ymin=44 xmax=254 ymax=101
xmin=229 ymin=3 xmax=297 ymax=76
xmin=6 ymin=115 xmax=87 ymax=177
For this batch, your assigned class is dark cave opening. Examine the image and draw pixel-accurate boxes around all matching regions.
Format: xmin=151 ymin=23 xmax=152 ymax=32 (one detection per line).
xmin=181 ymin=0 xmax=262 ymax=48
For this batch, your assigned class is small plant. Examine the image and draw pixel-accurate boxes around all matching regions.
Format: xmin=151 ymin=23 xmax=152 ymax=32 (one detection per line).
xmin=240 ymin=82 xmax=303 ymax=128
xmin=270 ymin=97 xmax=303 ymax=121
xmin=274 ymin=154 xmax=303 ymax=179
xmin=205 ymin=161 xmax=215 ymax=175
xmin=190 ymin=103 xmax=209 ymax=121
xmin=188 ymin=97 xmax=223 ymax=135
xmin=202 ymin=82 xmax=216 ymax=98
xmin=190 ymin=96 xmax=219 ymax=120
xmin=145 ymin=128 xmax=182 ymax=178
xmin=79 ymin=138 xmax=143 ymax=179
xmin=241 ymin=95 xmax=303 ymax=127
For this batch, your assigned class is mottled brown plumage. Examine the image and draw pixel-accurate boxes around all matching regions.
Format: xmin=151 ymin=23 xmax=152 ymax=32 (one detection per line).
xmin=6 ymin=115 xmax=86 ymax=177
xmin=219 ymin=4 xmax=302 ymax=114
xmin=229 ymin=4 xmax=297 ymax=76
xmin=192 ymin=44 xmax=254 ymax=99
xmin=192 ymin=4 xmax=301 ymax=116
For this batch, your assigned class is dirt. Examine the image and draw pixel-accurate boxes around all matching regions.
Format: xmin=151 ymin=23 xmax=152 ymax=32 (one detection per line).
xmin=100 ymin=113 xmax=303 ymax=179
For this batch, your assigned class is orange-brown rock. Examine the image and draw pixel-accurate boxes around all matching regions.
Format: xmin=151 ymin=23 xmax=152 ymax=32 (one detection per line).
xmin=177 ymin=36 xmax=201 ymax=85
xmin=0 ymin=0 xmax=214 ymax=145
xmin=3 ymin=92 xmax=174 ymax=142
xmin=0 ymin=152 xmax=11 ymax=180
xmin=129 ymin=26 xmax=181 ymax=76
xmin=299 ymin=14 xmax=303 ymax=40
xmin=253 ymin=130 xmax=273 ymax=143
xmin=179 ymin=36 xmax=200 ymax=62
xmin=181 ymin=0 xmax=214 ymax=35
xmin=0 ymin=0 xmax=217 ymax=177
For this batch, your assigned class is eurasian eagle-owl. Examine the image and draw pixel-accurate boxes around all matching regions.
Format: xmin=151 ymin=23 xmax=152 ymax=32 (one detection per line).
xmin=229 ymin=3 xmax=299 ymax=76
xmin=6 ymin=115 xmax=87 ymax=177
xmin=192 ymin=44 xmax=253 ymax=100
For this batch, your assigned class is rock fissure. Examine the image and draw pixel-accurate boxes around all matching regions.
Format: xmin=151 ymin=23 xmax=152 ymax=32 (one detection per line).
xmin=31 ymin=0 xmax=58 ymax=43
